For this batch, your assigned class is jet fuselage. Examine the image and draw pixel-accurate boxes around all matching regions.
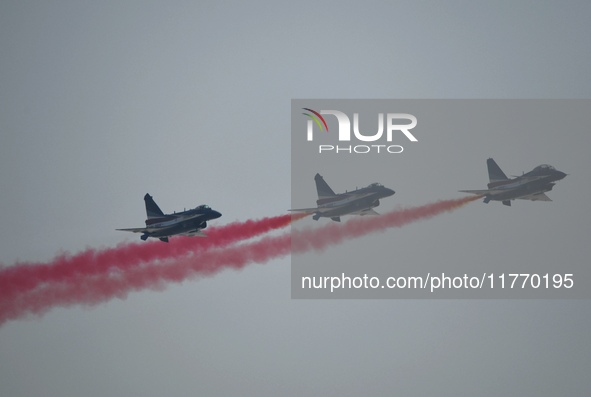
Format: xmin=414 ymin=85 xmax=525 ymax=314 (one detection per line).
xmin=144 ymin=205 xmax=222 ymax=238
xmin=460 ymin=159 xmax=566 ymax=206
xmin=314 ymin=185 xmax=394 ymax=219
xmin=290 ymin=174 xmax=395 ymax=222
xmin=117 ymin=194 xmax=221 ymax=242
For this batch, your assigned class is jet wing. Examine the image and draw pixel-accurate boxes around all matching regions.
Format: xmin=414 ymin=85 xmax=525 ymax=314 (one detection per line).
xmin=117 ymin=227 xmax=208 ymax=237
xmin=177 ymin=230 xmax=208 ymax=237
xmin=354 ymin=208 xmax=380 ymax=216
xmin=459 ymin=189 xmax=491 ymax=195
xmin=517 ymin=193 xmax=552 ymax=201
xmin=288 ymin=207 xmax=320 ymax=213
xmin=116 ymin=227 xmax=149 ymax=234
xmin=117 ymin=224 xmax=180 ymax=233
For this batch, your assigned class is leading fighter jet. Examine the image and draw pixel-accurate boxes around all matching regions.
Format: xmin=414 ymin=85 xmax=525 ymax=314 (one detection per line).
xmin=117 ymin=194 xmax=222 ymax=242
xmin=460 ymin=158 xmax=567 ymax=206
xmin=289 ymin=173 xmax=395 ymax=222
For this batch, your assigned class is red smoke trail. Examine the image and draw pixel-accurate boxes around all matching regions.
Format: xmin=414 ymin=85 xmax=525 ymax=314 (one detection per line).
xmin=0 ymin=233 xmax=293 ymax=324
xmin=0 ymin=213 xmax=305 ymax=308
xmin=0 ymin=196 xmax=477 ymax=325
xmin=291 ymin=194 xmax=480 ymax=253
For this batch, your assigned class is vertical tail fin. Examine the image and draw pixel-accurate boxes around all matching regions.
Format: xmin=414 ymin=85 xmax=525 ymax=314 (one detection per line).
xmin=144 ymin=193 xmax=165 ymax=219
xmin=314 ymin=173 xmax=336 ymax=200
xmin=487 ymin=158 xmax=509 ymax=183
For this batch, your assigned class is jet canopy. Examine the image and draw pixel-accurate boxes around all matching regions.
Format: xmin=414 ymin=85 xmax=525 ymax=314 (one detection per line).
xmin=532 ymin=164 xmax=556 ymax=173
xmin=368 ymin=182 xmax=383 ymax=188
xmin=196 ymin=204 xmax=210 ymax=210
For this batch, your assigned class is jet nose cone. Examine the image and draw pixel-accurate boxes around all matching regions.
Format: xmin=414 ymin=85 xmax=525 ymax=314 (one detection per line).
xmin=210 ymin=210 xmax=222 ymax=219
xmin=384 ymin=188 xmax=395 ymax=197
xmin=556 ymin=171 xmax=567 ymax=180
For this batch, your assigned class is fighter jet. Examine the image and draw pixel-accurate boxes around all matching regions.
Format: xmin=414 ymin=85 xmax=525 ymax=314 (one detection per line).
xmin=290 ymin=173 xmax=395 ymax=222
xmin=460 ymin=158 xmax=567 ymax=206
xmin=117 ymin=194 xmax=222 ymax=242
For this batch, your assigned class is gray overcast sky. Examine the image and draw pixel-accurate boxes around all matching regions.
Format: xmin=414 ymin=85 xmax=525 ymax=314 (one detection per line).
xmin=1 ymin=1 xmax=590 ymax=396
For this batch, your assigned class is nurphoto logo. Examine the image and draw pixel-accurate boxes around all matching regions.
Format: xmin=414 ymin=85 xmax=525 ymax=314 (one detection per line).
xmin=302 ymin=108 xmax=417 ymax=154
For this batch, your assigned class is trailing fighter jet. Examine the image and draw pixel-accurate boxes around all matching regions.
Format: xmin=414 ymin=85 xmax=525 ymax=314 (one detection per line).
xmin=460 ymin=158 xmax=567 ymax=206
xmin=290 ymin=173 xmax=395 ymax=222
xmin=117 ymin=194 xmax=222 ymax=242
